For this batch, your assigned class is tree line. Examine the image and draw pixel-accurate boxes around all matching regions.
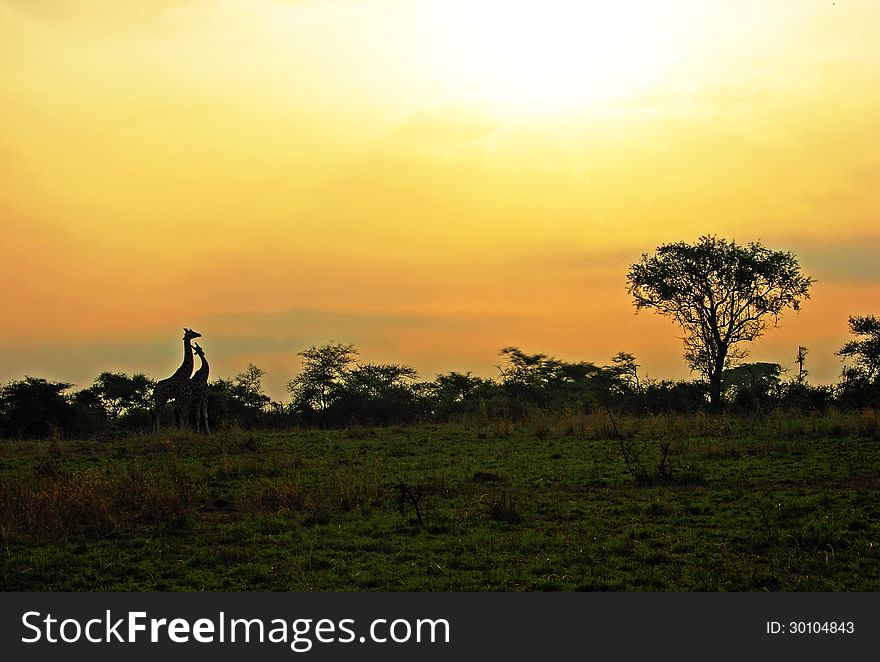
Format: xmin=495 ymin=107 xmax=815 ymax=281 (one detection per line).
xmin=2 ymin=236 xmax=879 ymax=437
xmin=1 ymin=326 xmax=878 ymax=438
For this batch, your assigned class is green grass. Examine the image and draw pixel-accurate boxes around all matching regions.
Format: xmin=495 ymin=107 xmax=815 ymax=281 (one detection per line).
xmin=2 ymin=413 xmax=880 ymax=591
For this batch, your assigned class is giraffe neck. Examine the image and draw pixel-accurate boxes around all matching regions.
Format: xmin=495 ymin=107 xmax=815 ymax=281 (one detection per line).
xmin=193 ymin=355 xmax=210 ymax=384
xmin=172 ymin=338 xmax=195 ymax=381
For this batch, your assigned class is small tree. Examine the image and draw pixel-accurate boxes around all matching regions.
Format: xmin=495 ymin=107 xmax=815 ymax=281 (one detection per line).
xmin=0 ymin=377 xmax=74 ymax=438
xmin=335 ymin=363 xmax=420 ymax=424
xmin=497 ymin=347 xmax=562 ymax=392
xmin=722 ymin=362 xmax=783 ymax=412
xmin=343 ymin=363 xmax=418 ymax=399
xmin=795 ymin=346 xmax=809 ymax=385
xmin=429 ymin=372 xmax=494 ymax=420
xmin=89 ymin=372 xmax=154 ymax=421
xmin=497 ymin=347 xmax=606 ymax=414
xmin=204 ymin=365 xmax=272 ymax=429
xmin=627 ymin=236 xmax=812 ymax=408
xmin=837 ymin=315 xmax=880 ymax=383
xmin=432 ymin=371 xmax=487 ymax=404
xmin=234 ymin=364 xmax=271 ymax=412
xmin=287 ymin=343 xmax=358 ymax=415
xmin=606 ymin=352 xmax=641 ymax=391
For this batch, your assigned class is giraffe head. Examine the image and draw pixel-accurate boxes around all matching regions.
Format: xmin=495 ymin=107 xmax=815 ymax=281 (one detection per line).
xmin=193 ymin=342 xmax=206 ymax=358
xmin=183 ymin=328 xmax=202 ymax=342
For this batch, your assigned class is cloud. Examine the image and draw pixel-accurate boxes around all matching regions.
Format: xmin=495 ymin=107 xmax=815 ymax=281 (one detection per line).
xmin=776 ymin=235 xmax=880 ymax=284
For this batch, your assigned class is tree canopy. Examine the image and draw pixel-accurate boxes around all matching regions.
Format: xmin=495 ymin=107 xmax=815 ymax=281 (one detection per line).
xmin=627 ymin=235 xmax=813 ymax=407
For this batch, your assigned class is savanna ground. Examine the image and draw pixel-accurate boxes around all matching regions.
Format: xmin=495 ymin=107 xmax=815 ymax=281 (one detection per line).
xmin=2 ymin=411 xmax=880 ymax=591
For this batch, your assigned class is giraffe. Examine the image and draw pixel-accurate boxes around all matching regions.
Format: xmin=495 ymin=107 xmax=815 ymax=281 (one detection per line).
xmin=152 ymin=327 xmax=201 ymax=432
xmin=179 ymin=341 xmax=210 ymax=434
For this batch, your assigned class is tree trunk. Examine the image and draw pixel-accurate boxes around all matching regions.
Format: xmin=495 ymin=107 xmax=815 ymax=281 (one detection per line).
xmin=708 ymin=348 xmax=727 ymax=410
xmin=709 ymin=373 xmax=723 ymax=410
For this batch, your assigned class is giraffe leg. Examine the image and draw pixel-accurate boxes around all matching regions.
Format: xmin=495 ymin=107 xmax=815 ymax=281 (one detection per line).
xmin=202 ymin=401 xmax=210 ymax=435
xmin=153 ymin=382 xmax=170 ymax=433
xmin=153 ymin=398 xmax=164 ymax=433
xmin=177 ymin=404 xmax=187 ymax=431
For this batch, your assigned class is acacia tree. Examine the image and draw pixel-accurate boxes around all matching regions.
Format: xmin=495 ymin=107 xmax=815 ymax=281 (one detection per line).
xmin=606 ymin=352 xmax=641 ymax=391
xmin=234 ymin=364 xmax=271 ymax=412
xmin=626 ymin=236 xmax=813 ymax=408
xmin=837 ymin=315 xmax=880 ymax=383
xmin=89 ymin=372 xmax=153 ymax=421
xmin=336 ymin=363 xmax=421 ymax=424
xmin=287 ymin=343 xmax=358 ymax=414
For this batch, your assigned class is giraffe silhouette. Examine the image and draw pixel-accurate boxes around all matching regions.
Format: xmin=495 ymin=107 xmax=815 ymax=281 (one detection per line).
xmin=179 ymin=341 xmax=210 ymax=434
xmin=152 ymin=327 xmax=201 ymax=432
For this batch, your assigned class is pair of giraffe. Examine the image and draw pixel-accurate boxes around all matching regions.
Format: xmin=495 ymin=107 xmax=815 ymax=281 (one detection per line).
xmin=152 ymin=328 xmax=211 ymax=433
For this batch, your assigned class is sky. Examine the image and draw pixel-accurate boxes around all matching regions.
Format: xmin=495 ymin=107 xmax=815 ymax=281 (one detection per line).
xmin=1 ymin=0 xmax=879 ymax=399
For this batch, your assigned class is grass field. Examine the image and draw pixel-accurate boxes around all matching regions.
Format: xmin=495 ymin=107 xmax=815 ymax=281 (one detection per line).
xmin=2 ymin=411 xmax=880 ymax=591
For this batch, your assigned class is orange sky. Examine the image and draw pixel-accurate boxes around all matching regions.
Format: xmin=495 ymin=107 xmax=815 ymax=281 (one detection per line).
xmin=1 ymin=0 xmax=879 ymax=398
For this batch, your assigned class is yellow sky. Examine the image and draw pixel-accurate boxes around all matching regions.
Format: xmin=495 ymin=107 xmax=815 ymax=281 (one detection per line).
xmin=1 ymin=0 xmax=879 ymax=397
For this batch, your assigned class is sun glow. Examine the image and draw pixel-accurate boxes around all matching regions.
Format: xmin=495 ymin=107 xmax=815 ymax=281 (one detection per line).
xmin=428 ymin=0 xmax=685 ymax=115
